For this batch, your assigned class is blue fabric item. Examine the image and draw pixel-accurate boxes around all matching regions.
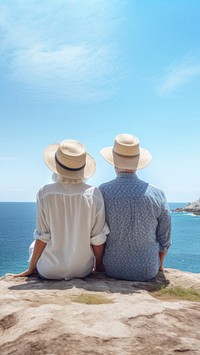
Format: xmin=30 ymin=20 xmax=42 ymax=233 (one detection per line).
xmin=99 ymin=173 xmax=171 ymax=281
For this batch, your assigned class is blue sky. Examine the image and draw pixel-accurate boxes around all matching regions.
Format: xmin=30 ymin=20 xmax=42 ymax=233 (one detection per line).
xmin=0 ymin=0 xmax=200 ymax=202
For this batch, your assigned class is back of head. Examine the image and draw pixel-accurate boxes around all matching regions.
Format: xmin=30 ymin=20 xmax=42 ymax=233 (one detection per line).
xmin=44 ymin=139 xmax=96 ymax=179
xmin=100 ymin=133 xmax=152 ymax=170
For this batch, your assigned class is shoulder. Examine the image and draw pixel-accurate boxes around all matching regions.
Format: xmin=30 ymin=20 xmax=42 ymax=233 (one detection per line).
xmin=81 ymin=183 xmax=104 ymax=201
xmin=37 ymin=182 xmax=59 ymax=200
xmin=146 ymin=183 xmax=168 ymax=204
xmin=136 ymin=176 xmax=167 ymax=200
xmin=148 ymin=183 xmax=166 ymax=196
xmin=99 ymin=179 xmax=116 ymax=192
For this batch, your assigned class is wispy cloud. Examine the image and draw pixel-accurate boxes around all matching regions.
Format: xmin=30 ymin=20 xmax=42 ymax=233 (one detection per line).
xmin=153 ymin=56 xmax=200 ymax=96
xmin=0 ymin=0 xmax=123 ymax=103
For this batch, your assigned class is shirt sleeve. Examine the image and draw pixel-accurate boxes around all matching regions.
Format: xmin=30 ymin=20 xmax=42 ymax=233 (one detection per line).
xmin=90 ymin=188 xmax=109 ymax=246
xmin=33 ymin=191 xmax=51 ymax=243
xmin=156 ymin=192 xmax=172 ymax=252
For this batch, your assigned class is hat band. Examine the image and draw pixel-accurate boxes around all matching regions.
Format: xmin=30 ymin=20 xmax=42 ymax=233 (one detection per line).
xmin=55 ymin=154 xmax=86 ymax=171
xmin=113 ymin=150 xmax=140 ymax=159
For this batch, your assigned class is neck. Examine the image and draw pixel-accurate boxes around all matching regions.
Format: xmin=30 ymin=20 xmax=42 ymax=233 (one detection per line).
xmin=115 ymin=167 xmax=136 ymax=175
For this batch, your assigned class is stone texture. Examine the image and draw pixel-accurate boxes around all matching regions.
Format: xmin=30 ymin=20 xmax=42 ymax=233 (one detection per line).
xmin=173 ymin=199 xmax=200 ymax=215
xmin=0 ymin=269 xmax=200 ymax=355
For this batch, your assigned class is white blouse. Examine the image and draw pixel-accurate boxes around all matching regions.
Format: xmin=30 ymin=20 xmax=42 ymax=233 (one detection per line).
xmin=29 ymin=181 xmax=108 ymax=280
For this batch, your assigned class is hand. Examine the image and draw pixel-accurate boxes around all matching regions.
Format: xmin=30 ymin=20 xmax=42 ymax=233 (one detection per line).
xmin=12 ymin=268 xmax=37 ymax=277
xmin=95 ymin=262 xmax=105 ymax=272
xmin=159 ymin=265 xmax=164 ymax=272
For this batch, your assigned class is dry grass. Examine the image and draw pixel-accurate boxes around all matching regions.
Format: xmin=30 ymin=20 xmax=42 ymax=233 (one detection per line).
xmin=71 ymin=293 xmax=113 ymax=305
xmin=151 ymin=287 xmax=200 ymax=302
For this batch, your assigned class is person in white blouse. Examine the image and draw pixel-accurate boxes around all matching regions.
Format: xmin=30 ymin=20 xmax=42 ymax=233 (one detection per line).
xmin=14 ymin=139 xmax=108 ymax=280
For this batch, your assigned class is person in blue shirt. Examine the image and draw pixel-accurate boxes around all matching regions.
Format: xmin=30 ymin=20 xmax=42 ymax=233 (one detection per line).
xmin=99 ymin=133 xmax=171 ymax=281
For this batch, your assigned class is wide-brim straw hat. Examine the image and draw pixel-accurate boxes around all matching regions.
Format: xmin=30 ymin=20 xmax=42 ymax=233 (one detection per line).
xmin=44 ymin=139 xmax=96 ymax=179
xmin=100 ymin=133 xmax=152 ymax=170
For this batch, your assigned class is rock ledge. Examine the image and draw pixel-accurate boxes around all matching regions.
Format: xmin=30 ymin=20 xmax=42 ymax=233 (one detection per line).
xmin=0 ymin=269 xmax=200 ymax=355
xmin=173 ymin=199 xmax=200 ymax=215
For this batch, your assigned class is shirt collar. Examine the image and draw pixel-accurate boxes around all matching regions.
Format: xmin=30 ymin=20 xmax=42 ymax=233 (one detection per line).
xmin=116 ymin=173 xmax=139 ymax=181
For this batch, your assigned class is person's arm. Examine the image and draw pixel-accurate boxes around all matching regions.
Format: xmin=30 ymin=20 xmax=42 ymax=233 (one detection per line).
xmin=14 ymin=239 xmax=47 ymax=277
xmin=156 ymin=193 xmax=172 ymax=271
xmin=90 ymin=188 xmax=109 ymax=272
xmin=14 ymin=191 xmax=50 ymax=277
xmin=159 ymin=251 xmax=167 ymax=271
xmin=92 ymin=243 xmax=105 ymax=272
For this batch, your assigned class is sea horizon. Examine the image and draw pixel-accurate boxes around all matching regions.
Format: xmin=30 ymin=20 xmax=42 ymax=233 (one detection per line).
xmin=0 ymin=201 xmax=199 ymax=277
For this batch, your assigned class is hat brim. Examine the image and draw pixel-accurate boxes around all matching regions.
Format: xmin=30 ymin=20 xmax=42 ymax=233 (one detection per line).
xmin=100 ymin=146 xmax=152 ymax=170
xmin=44 ymin=144 xmax=96 ymax=179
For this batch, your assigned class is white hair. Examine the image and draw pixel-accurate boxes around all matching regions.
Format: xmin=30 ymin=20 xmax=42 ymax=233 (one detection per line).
xmin=52 ymin=173 xmax=85 ymax=185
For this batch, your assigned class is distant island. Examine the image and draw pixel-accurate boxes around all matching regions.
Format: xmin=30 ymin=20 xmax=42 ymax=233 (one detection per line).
xmin=173 ymin=199 xmax=200 ymax=216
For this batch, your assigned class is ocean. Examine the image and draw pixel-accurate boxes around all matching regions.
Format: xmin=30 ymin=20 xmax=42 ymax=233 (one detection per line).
xmin=0 ymin=202 xmax=199 ymax=277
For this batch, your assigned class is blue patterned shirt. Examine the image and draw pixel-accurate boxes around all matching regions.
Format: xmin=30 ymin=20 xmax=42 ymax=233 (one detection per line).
xmin=99 ymin=173 xmax=171 ymax=281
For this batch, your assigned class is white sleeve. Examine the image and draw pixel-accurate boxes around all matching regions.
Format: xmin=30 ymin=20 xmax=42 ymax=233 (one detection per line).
xmin=91 ymin=222 xmax=109 ymax=245
xmin=34 ymin=192 xmax=51 ymax=243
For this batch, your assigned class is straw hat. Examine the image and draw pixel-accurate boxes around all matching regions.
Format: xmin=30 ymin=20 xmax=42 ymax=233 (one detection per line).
xmin=100 ymin=133 xmax=152 ymax=170
xmin=44 ymin=139 xmax=96 ymax=179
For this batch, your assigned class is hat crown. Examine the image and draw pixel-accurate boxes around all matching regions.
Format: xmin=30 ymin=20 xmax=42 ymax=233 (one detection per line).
xmin=113 ymin=134 xmax=140 ymax=157
xmin=56 ymin=140 xmax=86 ymax=169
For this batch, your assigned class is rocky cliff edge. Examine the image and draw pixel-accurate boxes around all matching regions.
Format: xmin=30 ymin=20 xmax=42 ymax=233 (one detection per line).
xmin=0 ymin=269 xmax=200 ymax=355
xmin=173 ymin=199 xmax=200 ymax=215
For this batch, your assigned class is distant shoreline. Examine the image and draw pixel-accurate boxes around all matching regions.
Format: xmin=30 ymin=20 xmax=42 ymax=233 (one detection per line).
xmin=172 ymin=199 xmax=200 ymax=216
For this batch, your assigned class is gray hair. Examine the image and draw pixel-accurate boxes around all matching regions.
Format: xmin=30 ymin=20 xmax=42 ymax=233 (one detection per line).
xmin=52 ymin=173 xmax=85 ymax=185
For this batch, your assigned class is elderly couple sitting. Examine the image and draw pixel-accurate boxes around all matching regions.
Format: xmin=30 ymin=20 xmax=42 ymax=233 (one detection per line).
xmin=15 ymin=133 xmax=171 ymax=282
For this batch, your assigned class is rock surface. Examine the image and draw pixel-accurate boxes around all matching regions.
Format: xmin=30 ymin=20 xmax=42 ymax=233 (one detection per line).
xmin=1 ymin=269 xmax=200 ymax=355
xmin=173 ymin=199 xmax=200 ymax=215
